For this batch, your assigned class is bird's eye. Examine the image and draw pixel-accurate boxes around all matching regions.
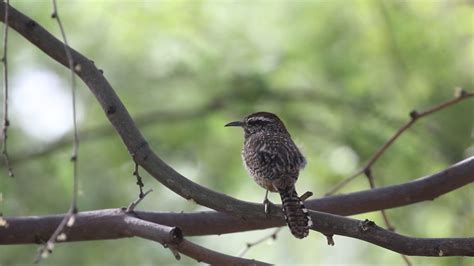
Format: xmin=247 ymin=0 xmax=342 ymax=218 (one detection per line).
xmin=247 ymin=118 xmax=269 ymax=126
xmin=247 ymin=120 xmax=257 ymax=126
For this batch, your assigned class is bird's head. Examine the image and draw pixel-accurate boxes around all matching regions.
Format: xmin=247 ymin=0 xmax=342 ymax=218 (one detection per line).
xmin=225 ymin=112 xmax=289 ymax=137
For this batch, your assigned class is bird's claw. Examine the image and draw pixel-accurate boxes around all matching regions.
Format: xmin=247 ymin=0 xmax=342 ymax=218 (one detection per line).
xmin=263 ymin=198 xmax=272 ymax=214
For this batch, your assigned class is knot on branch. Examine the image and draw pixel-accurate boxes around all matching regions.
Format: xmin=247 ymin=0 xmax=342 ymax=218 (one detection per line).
xmin=106 ymin=105 xmax=116 ymax=115
xmin=164 ymin=228 xmax=183 ymax=261
xmin=130 ymin=141 xmax=149 ymax=160
xmin=409 ymin=110 xmax=419 ymax=120
xmin=359 ymin=219 xmax=375 ymax=232
xmin=26 ymin=20 xmax=36 ymax=29
xmin=169 ymin=226 xmax=183 ymax=245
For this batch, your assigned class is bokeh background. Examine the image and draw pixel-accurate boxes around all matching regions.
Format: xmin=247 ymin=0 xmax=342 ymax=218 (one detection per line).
xmin=1 ymin=0 xmax=473 ymax=265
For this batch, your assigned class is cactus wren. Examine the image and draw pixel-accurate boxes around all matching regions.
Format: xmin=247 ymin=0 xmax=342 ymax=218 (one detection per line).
xmin=225 ymin=111 xmax=312 ymax=239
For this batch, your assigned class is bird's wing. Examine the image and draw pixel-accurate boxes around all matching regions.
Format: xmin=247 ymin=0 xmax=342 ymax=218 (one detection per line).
xmin=256 ymin=137 xmax=301 ymax=180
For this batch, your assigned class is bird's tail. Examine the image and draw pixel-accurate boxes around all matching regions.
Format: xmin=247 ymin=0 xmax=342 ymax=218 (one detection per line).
xmin=278 ymin=187 xmax=312 ymax=239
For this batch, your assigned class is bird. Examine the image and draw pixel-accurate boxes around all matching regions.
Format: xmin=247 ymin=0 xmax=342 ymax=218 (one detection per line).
xmin=225 ymin=111 xmax=312 ymax=239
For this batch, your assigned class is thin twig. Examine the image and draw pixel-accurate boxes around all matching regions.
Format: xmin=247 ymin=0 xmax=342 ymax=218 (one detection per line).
xmin=364 ymin=169 xmax=411 ymax=265
xmin=34 ymin=1 xmax=79 ymax=263
xmin=51 ymin=0 xmax=79 ymax=208
xmin=33 ymin=208 xmax=76 ymax=263
xmin=126 ymin=189 xmax=153 ymax=213
xmin=238 ymin=227 xmax=282 ymax=257
xmin=325 ymin=89 xmax=474 ymax=196
xmin=325 ymin=90 xmax=474 ymax=265
xmin=1 ymin=0 xmax=12 ymax=177
xmin=401 ymin=254 xmax=412 ymax=266
xmin=133 ymin=163 xmax=145 ymax=198
xmin=364 ymin=169 xmax=395 ymax=231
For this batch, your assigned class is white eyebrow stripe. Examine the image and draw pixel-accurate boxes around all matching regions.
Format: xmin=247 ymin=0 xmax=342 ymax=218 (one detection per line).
xmin=247 ymin=117 xmax=274 ymax=123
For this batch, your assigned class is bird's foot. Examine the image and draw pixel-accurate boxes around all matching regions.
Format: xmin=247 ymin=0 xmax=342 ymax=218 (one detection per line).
xmin=263 ymin=198 xmax=274 ymax=214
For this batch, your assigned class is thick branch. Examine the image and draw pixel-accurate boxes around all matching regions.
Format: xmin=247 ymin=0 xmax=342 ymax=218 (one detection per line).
xmin=2 ymin=208 xmax=473 ymax=257
xmin=305 ymin=156 xmax=474 ymax=215
xmin=1 ymin=210 xmax=268 ymax=265
xmin=2 ymin=158 xmax=473 ymax=256
xmin=2 ymin=157 xmax=471 ymax=240
xmin=308 ymin=213 xmax=474 ymax=257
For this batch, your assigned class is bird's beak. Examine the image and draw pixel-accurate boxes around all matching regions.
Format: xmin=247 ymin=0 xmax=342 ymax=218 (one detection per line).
xmin=225 ymin=121 xmax=244 ymax=127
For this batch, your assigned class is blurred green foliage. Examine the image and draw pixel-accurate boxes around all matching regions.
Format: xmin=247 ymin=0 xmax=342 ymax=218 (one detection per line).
xmin=1 ymin=0 xmax=473 ymax=265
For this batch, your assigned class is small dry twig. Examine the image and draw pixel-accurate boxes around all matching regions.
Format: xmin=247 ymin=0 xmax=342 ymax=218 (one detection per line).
xmin=133 ymin=163 xmax=145 ymax=198
xmin=364 ymin=169 xmax=395 ymax=231
xmin=1 ymin=0 xmax=12 ymax=177
xmin=33 ymin=208 xmax=76 ymax=263
xmin=238 ymin=227 xmax=282 ymax=257
xmin=328 ymin=89 xmax=474 ymax=266
xmin=126 ymin=189 xmax=153 ymax=213
xmin=323 ymin=89 xmax=473 ymax=265
xmin=326 ymin=88 xmax=474 ymax=196
xmin=364 ymin=169 xmax=410 ymax=265
xmin=34 ymin=1 xmax=80 ymax=263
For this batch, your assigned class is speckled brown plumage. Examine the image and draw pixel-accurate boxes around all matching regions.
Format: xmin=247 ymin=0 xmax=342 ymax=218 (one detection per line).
xmin=226 ymin=112 xmax=312 ymax=239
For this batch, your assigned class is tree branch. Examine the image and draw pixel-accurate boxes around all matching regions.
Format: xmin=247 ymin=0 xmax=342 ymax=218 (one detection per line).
xmin=122 ymin=215 xmax=270 ymax=265
xmin=1 ymin=157 xmax=473 ymax=257
xmin=2 ymin=207 xmax=473 ymax=257
xmin=305 ymin=156 xmax=474 ymax=216
xmin=1 ymin=209 xmax=269 ymax=265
